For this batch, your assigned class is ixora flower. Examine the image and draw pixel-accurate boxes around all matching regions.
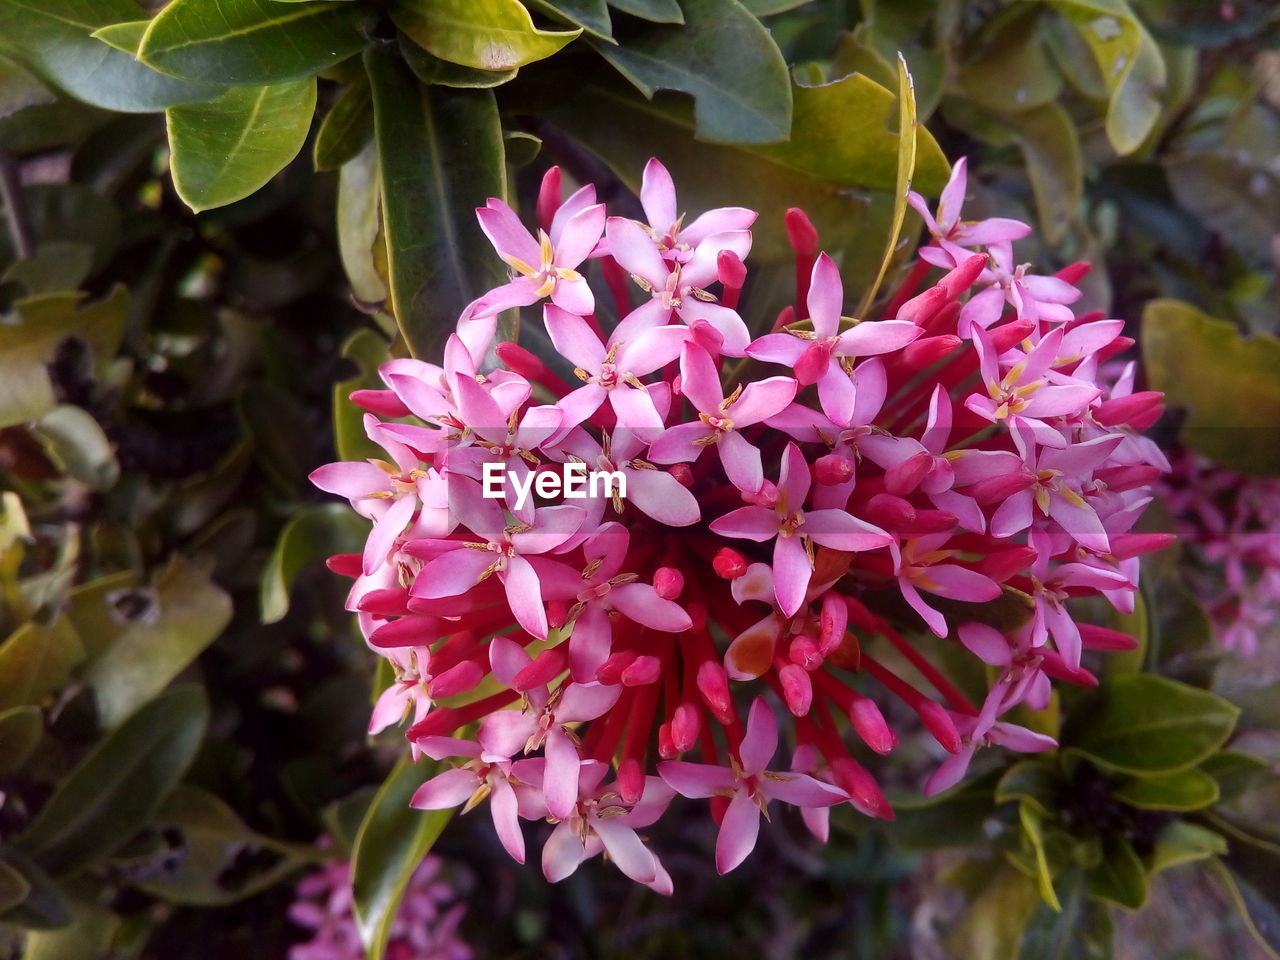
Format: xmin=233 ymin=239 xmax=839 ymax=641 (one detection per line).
xmin=313 ymin=157 xmax=1169 ymax=889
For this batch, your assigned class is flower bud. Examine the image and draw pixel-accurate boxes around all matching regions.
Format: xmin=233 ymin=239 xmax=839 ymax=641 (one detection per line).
xmin=428 ymin=660 xmax=483 ymax=699
xmin=741 ymin=479 xmax=778 ymax=508
xmin=669 ymin=463 xmax=695 ymax=488
xmin=713 ymin=547 xmax=748 ymax=579
xmin=818 ymin=592 xmax=848 ymax=654
xmin=789 ymin=635 xmax=822 ymax=671
xmin=779 ymin=664 xmax=813 ymax=716
xmin=671 ymin=702 xmax=701 ymax=753
xmin=794 ymin=340 xmax=835 ymax=386
xmin=617 ymin=756 xmax=645 ymax=805
xmin=621 ymin=654 xmax=662 ymax=687
xmin=916 ymin=699 xmax=962 ymax=754
xmin=494 ymin=341 xmax=545 ymax=379
xmin=696 ymin=660 xmax=734 ymax=723
xmin=596 ymin=650 xmax=638 ymax=685
xmin=513 ymin=648 xmax=567 ymax=692
xmin=784 ymin=208 xmax=819 ymax=259
xmin=653 ymin=567 xmax=685 ymax=600
xmin=814 ymin=454 xmax=854 ymax=486
xmin=902 ymin=335 xmax=961 ymax=369
xmin=831 ymin=757 xmax=893 ymax=820
xmin=865 ymin=493 xmax=916 ymax=531
xmin=350 ymin=389 xmax=411 ymax=418
xmin=849 ymin=698 xmax=897 ymax=754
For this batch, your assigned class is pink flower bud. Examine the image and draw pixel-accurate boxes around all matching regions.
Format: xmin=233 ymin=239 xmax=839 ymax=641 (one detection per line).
xmin=536 ymin=165 xmax=562 ymax=232
xmin=717 ymin=249 xmax=747 ymax=289
xmin=428 ymin=660 xmax=484 ymax=699
xmin=819 ymin=592 xmax=848 ymax=654
xmin=713 ymin=548 xmax=748 ymax=579
xmin=1054 ymin=260 xmax=1090 ymax=285
xmin=991 ymin=319 xmax=1036 ymax=353
xmin=514 ymin=648 xmax=566 ymax=692
xmin=671 ymin=702 xmax=701 ymax=753
xmin=621 ymin=654 xmax=662 ymax=687
xmin=784 ymin=207 xmax=819 ymax=259
xmin=494 ymin=341 xmax=545 ymax=379
xmin=832 ymin=757 xmax=893 ymax=820
xmin=917 ymin=700 xmax=962 ymax=754
xmin=696 ymin=660 xmax=734 ymax=723
xmin=546 ymin=598 xmax=571 ymax=630
xmin=658 ymin=722 xmax=676 ymax=760
xmin=596 ymin=650 xmax=637 ymax=686
xmin=779 ymin=664 xmax=813 ymax=716
xmin=653 ymin=567 xmax=685 ymax=600
xmin=1093 ymin=391 xmax=1163 ymax=428
xmin=940 ymin=253 xmax=990 ymax=299
xmin=741 ymin=479 xmax=778 ymax=508
xmin=865 ymin=493 xmax=916 ymax=531
xmin=902 ymin=335 xmax=961 ymax=369
xmin=617 ymin=756 xmax=645 ymax=805
xmin=789 ymin=635 xmax=821 ymax=671
xmin=350 ymin=389 xmax=411 ymax=418
xmin=794 ymin=340 xmax=835 ymax=386
xmin=669 ymin=463 xmax=695 ymax=488
xmin=849 ymin=698 xmax=897 ymax=754
xmin=897 ymin=286 xmax=947 ymax=326
xmin=1078 ymin=624 xmax=1139 ymax=650
xmin=814 ymin=454 xmax=854 ymax=486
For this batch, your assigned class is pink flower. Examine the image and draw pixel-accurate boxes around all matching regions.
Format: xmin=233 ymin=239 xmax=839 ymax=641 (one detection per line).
xmin=637 ymin=157 xmax=757 ymax=262
xmin=659 ymin=699 xmax=846 ymax=873
xmin=907 ymin=157 xmax=1032 ymax=250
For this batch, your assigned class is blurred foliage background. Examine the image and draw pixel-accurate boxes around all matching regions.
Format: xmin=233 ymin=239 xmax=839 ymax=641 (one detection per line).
xmin=0 ymin=0 xmax=1277 ymax=958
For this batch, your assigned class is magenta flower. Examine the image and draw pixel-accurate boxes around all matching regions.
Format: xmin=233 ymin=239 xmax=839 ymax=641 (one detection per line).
xmin=907 ymin=157 xmax=1032 ymax=250
xmin=313 ymin=156 xmax=1169 ymax=891
xmin=648 ymin=341 xmax=796 ymax=492
xmin=748 ymin=254 xmax=921 ymax=426
xmin=659 ymin=699 xmax=846 ymax=873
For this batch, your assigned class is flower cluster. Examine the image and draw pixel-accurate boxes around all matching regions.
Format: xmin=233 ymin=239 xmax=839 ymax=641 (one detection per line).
xmin=288 ymin=853 xmax=470 ymax=960
xmin=313 ymin=158 xmax=1169 ymax=889
xmin=1160 ymin=450 xmax=1280 ymax=655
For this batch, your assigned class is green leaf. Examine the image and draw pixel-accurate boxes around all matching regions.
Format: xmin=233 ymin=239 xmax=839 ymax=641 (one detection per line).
xmin=166 ymin=77 xmax=317 ymax=213
xmin=883 ymin=768 xmax=1001 ymax=851
xmin=337 ymin=144 xmax=387 ymax=304
xmin=1208 ymin=858 xmax=1280 ymax=960
xmin=90 ymin=19 xmax=148 ymax=55
xmin=82 ymin=556 xmax=232 ymax=729
xmin=999 ymin=102 xmax=1082 ymax=244
xmin=1201 ymin=750 xmax=1271 ymax=803
xmin=0 ymin=287 xmax=128 ymax=430
xmin=0 ymin=615 xmax=83 ymax=711
xmin=996 ymin=759 xmax=1062 ymax=817
xmin=0 ymin=705 xmax=41 ymax=775
xmin=0 ymin=242 xmax=94 ymax=296
xmin=1142 ymin=299 xmax=1280 ymax=475
xmin=390 ymin=0 xmax=580 ymax=71
xmin=398 ymin=31 xmax=519 ymax=88
xmin=261 ymin=505 xmax=368 ymax=624
xmin=946 ymin=861 xmax=1043 ymax=960
xmin=15 ymin=685 xmax=209 ymax=875
xmin=0 ymin=857 xmax=29 ymax=914
xmin=1086 ymin=836 xmax=1147 ymax=909
xmin=351 ymin=757 xmax=454 ymax=960
xmin=30 ymin=405 xmax=120 ymax=491
xmin=739 ymin=0 xmax=814 ymax=12
xmin=0 ymin=849 xmax=69 ymax=929
xmin=595 ymin=0 xmax=792 ymax=144
xmin=1045 ymin=0 xmax=1166 ymax=155
xmin=0 ymin=0 xmax=224 ymax=112
xmin=608 ymin=0 xmax=683 ymax=23
xmin=856 ymin=54 xmax=917 ymax=318
xmin=1062 ymin=674 xmax=1239 ymax=776
xmin=957 ymin=5 xmax=1063 ymax=113
xmin=1147 ymin=821 xmax=1227 ymax=874
xmin=527 ymin=0 xmax=613 ymax=39
xmin=1019 ymin=803 xmax=1062 ymax=910
xmin=755 ymin=71 xmax=950 ymax=197
xmin=1113 ymin=767 xmax=1219 ymax=811
xmin=0 ymin=183 xmax=122 ymax=272
xmin=314 ymin=75 xmax=372 ymax=172
xmin=333 ymin=329 xmax=392 ymax=463
xmin=19 ymin=895 xmax=119 ymax=960
xmin=134 ymin=786 xmax=310 ymax=906
xmin=365 ymin=47 xmax=509 ymax=359
xmin=139 ymin=0 xmax=366 ymax=85
xmin=1018 ymin=869 xmax=1113 ymax=960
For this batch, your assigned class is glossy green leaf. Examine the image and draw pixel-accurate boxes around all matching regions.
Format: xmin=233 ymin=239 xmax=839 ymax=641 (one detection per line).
xmin=82 ymin=556 xmax=231 ymax=728
xmin=1086 ymin=836 xmax=1147 ymax=909
xmin=0 ymin=849 xmax=69 ymax=929
xmin=0 ymin=287 xmax=127 ymax=430
xmin=261 ymin=505 xmax=368 ymax=623
xmin=365 ymin=47 xmax=510 ymax=359
xmin=527 ymin=0 xmax=613 ymax=39
xmin=90 ymin=19 xmax=148 ymax=55
xmin=0 ymin=615 xmax=84 ymax=711
xmin=756 ymin=71 xmax=949 ymax=197
xmin=1147 ymin=821 xmax=1227 ymax=874
xmin=314 ymin=75 xmax=372 ymax=172
xmin=883 ymin=768 xmax=1001 ymax=851
xmin=398 ymin=31 xmax=519 ymax=88
xmin=334 ymin=328 xmax=393 ymax=463
xmin=857 ymin=55 xmax=916 ymax=317
xmin=0 ymin=858 xmax=29 ymax=914
xmin=1142 ymin=299 xmax=1280 ymax=475
xmin=139 ymin=0 xmax=366 ymax=85
xmin=946 ymin=861 xmax=1043 ymax=960
xmin=596 ymin=0 xmax=791 ymax=144
xmin=996 ymin=759 xmax=1061 ymax=817
xmin=1113 ymin=767 xmax=1219 ymax=811
xmin=999 ymin=102 xmax=1082 ymax=244
xmin=135 ymin=786 xmax=310 ymax=906
xmin=16 ymin=685 xmax=209 ymax=875
xmin=608 ymin=0 xmax=683 ymax=22
xmin=958 ymin=5 xmax=1063 ymax=113
xmin=0 ymin=705 xmax=41 ymax=775
xmin=505 ymin=131 xmax=542 ymax=166
xmin=1046 ymin=0 xmax=1166 ymax=155
xmin=167 ymin=77 xmax=317 ymax=213
xmin=1062 ymin=674 xmax=1239 ymax=775
xmin=351 ymin=757 xmax=454 ymax=960
xmin=1201 ymin=749 xmax=1271 ymax=803
xmin=31 ymin=405 xmax=120 ymax=490
xmin=337 ymin=144 xmax=388 ymax=304
xmin=390 ymin=0 xmax=580 ymax=71
xmin=1018 ymin=803 xmax=1062 ymax=910
xmin=20 ymin=895 xmax=120 ymax=960
xmin=0 ymin=0 xmax=224 ymax=112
